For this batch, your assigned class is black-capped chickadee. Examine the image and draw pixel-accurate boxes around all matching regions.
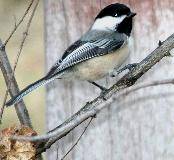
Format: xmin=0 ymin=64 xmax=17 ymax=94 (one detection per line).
xmin=6 ymin=3 xmax=136 ymax=106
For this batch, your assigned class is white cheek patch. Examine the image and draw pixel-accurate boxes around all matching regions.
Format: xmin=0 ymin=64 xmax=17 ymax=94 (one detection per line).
xmin=92 ymin=15 xmax=126 ymax=31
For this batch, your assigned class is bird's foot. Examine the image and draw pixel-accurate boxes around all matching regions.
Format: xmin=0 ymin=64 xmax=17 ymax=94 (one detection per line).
xmin=99 ymin=87 xmax=108 ymax=101
xmin=117 ymin=63 xmax=138 ymax=74
xmin=88 ymin=81 xmax=108 ymax=100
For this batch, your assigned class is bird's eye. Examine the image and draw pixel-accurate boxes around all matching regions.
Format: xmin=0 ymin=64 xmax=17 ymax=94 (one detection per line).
xmin=115 ymin=13 xmax=118 ymax=17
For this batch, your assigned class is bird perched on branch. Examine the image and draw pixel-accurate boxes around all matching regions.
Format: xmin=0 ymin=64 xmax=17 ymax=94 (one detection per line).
xmin=6 ymin=3 xmax=136 ymax=106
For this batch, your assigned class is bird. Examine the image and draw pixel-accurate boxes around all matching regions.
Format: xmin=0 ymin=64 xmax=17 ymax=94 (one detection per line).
xmin=6 ymin=3 xmax=136 ymax=107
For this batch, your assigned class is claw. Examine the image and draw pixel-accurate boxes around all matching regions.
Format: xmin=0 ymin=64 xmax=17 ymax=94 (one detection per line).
xmin=117 ymin=63 xmax=138 ymax=74
xmin=100 ymin=89 xmax=107 ymax=101
xmin=158 ymin=40 xmax=163 ymax=46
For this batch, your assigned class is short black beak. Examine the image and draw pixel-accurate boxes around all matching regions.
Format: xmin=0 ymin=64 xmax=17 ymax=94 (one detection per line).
xmin=127 ymin=12 xmax=136 ymax=18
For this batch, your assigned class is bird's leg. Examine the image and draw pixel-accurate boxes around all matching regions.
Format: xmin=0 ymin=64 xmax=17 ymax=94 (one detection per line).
xmin=88 ymin=81 xmax=107 ymax=91
xmin=117 ymin=63 xmax=138 ymax=74
xmin=88 ymin=81 xmax=108 ymax=100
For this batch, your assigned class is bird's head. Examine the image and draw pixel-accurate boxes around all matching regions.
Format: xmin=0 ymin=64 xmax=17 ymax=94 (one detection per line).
xmin=92 ymin=3 xmax=136 ymax=36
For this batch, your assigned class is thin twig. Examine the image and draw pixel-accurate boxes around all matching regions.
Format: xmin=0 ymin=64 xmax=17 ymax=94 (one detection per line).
xmin=61 ymin=117 xmax=93 ymax=160
xmin=0 ymin=40 xmax=32 ymax=126
xmin=56 ymin=143 xmax=59 ymax=160
xmin=0 ymin=92 xmax=8 ymax=123
xmin=0 ymin=0 xmax=34 ymax=121
xmin=1 ymin=1 xmax=42 ymax=159
xmin=13 ymin=15 xmax=17 ymax=28
xmin=116 ymin=78 xmax=174 ymax=99
xmin=14 ymin=0 xmax=40 ymax=72
xmin=0 ymin=0 xmax=40 ymax=124
xmin=4 ymin=0 xmax=35 ymax=46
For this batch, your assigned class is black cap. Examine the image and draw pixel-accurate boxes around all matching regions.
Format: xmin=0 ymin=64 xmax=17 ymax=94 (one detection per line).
xmin=96 ymin=3 xmax=132 ymax=19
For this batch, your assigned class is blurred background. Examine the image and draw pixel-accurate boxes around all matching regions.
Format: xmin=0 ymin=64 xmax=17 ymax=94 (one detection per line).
xmin=0 ymin=0 xmax=45 ymax=133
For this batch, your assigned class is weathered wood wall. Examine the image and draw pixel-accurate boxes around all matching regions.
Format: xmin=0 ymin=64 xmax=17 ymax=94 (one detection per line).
xmin=44 ymin=0 xmax=174 ymax=159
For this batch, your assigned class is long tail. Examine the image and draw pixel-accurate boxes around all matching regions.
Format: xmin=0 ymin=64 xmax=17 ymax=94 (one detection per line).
xmin=6 ymin=76 xmax=55 ymax=107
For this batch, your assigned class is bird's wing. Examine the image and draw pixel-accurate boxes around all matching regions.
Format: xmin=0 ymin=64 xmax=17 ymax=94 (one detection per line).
xmin=46 ymin=33 xmax=126 ymax=78
xmin=46 ymin=40 xmax=85 ymax=77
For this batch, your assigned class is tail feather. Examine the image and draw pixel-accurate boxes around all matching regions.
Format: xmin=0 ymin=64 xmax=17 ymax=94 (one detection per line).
xmin=6 ymin=76 xmax=54 ymax=107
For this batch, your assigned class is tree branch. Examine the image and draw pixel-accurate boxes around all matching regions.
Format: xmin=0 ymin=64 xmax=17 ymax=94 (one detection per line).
xmin=4 ymin=0 xmax=35 ymax=46
xmin=116 ymin=78 xmax=174 ymax=100
xmin=0 ymin=0 xmax=40 ymax=125
xmin=0 ymin=40 xmax=32 ymax=127
xmin=61 ymin=117 xmax=93 ymax=160
xmin=12 ymin=33 xmax=174 ymax=154
xmin=14 ymin=0 xmax=40 ymax=72
xmin=0 ymin=1 xmax=42 ymax=159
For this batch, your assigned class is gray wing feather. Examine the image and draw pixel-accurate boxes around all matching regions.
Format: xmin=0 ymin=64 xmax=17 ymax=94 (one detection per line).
xmin=51 ymin=40 xmax=124 ymax=76
xmin=46 ymin=31 xmax=126 ymax=78
xmin=55 ymin=42 xmax=99 ymax=72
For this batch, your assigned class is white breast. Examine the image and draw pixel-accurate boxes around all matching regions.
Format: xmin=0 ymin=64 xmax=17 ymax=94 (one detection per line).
xmin=71 ymin=44 xmax=129 ymax=81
